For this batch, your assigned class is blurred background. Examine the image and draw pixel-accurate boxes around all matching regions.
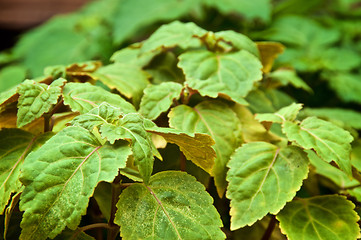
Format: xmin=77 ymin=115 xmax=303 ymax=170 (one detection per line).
xmin=0 ymin=0 xmax=90 ymax=50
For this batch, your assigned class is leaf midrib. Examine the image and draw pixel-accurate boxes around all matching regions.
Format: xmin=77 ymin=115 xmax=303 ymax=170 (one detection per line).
xmin=26 ymin=144 xmax=102 ymax=239
xmin=145 ymin=185 xmax=182 ymax=240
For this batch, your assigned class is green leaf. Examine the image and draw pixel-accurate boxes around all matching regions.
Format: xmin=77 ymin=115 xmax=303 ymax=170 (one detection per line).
xmin=0 ymin=65 xmax=27 ymax=92
xmin=178 ymin=50 xmax=262 ymax=105
xmin=139 ymin=82 xmax=183 ymax=120
xmin=145 ymin=52 xmax=185 ymax=84
xmin=321 ymin=48 xmax=361 ymax=71
xmin=146 ymin=125 xmax=216 ymax=174
xmin=326 ymin=72 xmax=361 ymax=104
xmin=246 ymin=89 xmax=295 ymax=114
xmin=300 ymin=107 xmax=361 ymax=130
xmin=264 ymin=16 xmax=361 ymax=72
xmin=226 ymin=142 xmax=309 ymax=230
xmin=283 ymin=117 xmax=353 ymax=175
xmin=110 ymin=43 xmax=161 ymax=68
xmin=307 ymin=150 xmax=357 ymax=189
xmin=93 ymin=63 xmax=150 ymax=104
xmin=0 ymin=129 xmax=52 ymax=214
xmin=93 ymin=182 xmax=112 ymax=221
xmin=114 ymin=171 xmax=225 ymax=240
xmin=231 ymin=104 xmax=281 ymax=143
xmin=204 ymin=0 xmax=272 ymax=22
xmin=100 ymin=113 xmax=155 ymax=183
xmin=266 ymin=16 xmax=340 ymax=47
xmin=141 ymin=21 xmax=206 ymax=53
xmin=63 ymin=82 xmax=135 ymax=114
xmin=214 ymin=31 xmax=260 ymax=57
xmin=71 ymin=103 xmax=123 ymax=133
xmin=13 ymin=13 xmax=113 ymax=77
xmin=267 ymin=68 xmax=312 ymax=92
xmin=71 ymin=103 xmax=155 ymax=182
xmin=277 ymin=195 xmax=361 ymax=240
xmin=17 ymin=78 xmax=66 ymax=127
xmin=255 ymin=103 xmax=303 ymax=123
xmin=113 ymin=0 xmax=197 ymax=44
xmin=19 ymin=126 xmax=131 ymax=240
xmin=169 ymin=101 xmax=242 ymax=196
xmin=0 ymin=87 xmax=18 ymax=109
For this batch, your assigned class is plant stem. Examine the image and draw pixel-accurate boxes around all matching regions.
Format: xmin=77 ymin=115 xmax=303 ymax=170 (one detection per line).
xmin=180 ymin=152 xmax=186 ymax=171
xmin=120 ymin=182 xmax=134 ymax=188
xmin=261 ymin=215 xmax=277 ymax=240
xmin=43 ymin=99 xmax=64 ymax=132
xmin=43 ymin=114 xmax=51 ymax=132
xmin=71 ymin=223 xmax=111 ymax=240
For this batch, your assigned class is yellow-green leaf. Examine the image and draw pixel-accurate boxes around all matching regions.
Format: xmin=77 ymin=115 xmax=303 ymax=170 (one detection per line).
xmin=115 ymin=171 xmax=225 ymax=240
xmin=169 ymin=100 xmax=242 ymax=196
xmin=283 ymin=117 xmax=353 ymax=175
xmin=178 ymin=49 xmax=262 ymax=105
xmin=277 ymin=195 xmax=361 ymax=240
xmin=17 ymin=78 xmax=66 ymax=127
xmin=227 ymin=142 xmax=309 ymax=230
xmin=146 ymin=125 xmax=216 ymax=174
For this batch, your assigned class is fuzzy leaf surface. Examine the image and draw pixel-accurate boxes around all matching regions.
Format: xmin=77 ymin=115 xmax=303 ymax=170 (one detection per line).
xmin=100 ymin=113 xmax=155 ymax=183
xmin=169 ymin=101 xmax=242 ymax=196
xmin=178 ymin=50 xmax=262 ymax=105
xmin=283 ymin=117 xmax=353 ymax=175
xmin=139 ymin=82 xmax=183 ymax=120
xmin=115 ymin=171 xmax=225 ymax=240
xmin=141 ymin=21 xmax=206 ymax=53
xmin=277 ymin=195 xmax=360 ymax=240
xmin=17 ymin=78 xmax=66 ymax=127
xmin=63 ymin=82 xmax=135 ymax=114
xmin=146 ymin=125 xmax=216 ymax=174
xmin=19 ymin=126 xmax=131 ymax=240
xmin=226 ymin=142 xmax=309 ymax=230
xmin=0 ymin=129 xmax=52 ymax=214
xmin=71 ymin=103 xmax=122 ymax=135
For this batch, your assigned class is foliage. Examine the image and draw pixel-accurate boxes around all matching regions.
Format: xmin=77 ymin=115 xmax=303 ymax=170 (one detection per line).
xmin=1 ymin=0 xmax=361 ymax=239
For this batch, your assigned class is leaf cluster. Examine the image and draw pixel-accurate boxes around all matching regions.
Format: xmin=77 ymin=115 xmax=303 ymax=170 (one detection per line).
xmin=1 ymin=0 xmax=361 ymax=240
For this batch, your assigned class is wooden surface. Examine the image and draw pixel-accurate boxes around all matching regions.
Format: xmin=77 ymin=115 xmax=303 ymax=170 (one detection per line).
xmin=0 ymin=0 xmax=90 ymax=29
